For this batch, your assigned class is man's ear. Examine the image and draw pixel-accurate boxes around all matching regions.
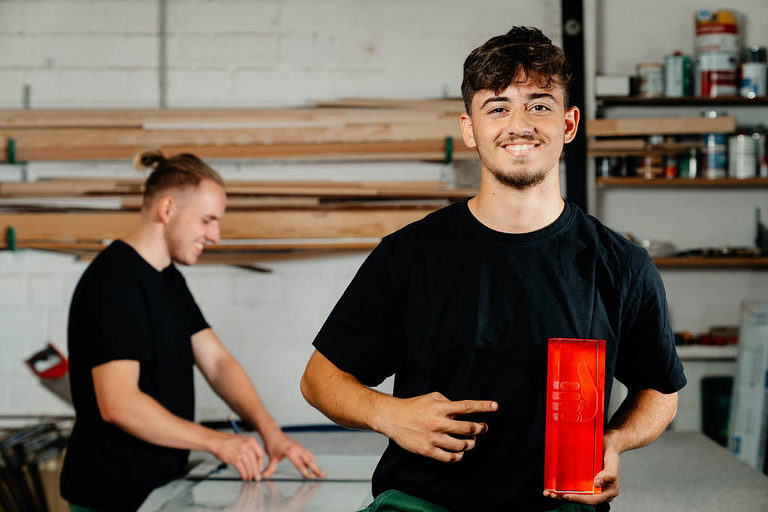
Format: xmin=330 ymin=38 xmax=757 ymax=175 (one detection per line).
xmin=460 ymin=112 xmax=477 ymax=149
xmin=156 ymin=195 xmax=175 ymax=225
xmin=563 ymin=106 xmax=580 ymax=144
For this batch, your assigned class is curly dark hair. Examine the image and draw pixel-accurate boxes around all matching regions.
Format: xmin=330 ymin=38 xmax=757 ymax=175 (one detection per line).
xmin=461 ymin=26 xmax=572 ymax=114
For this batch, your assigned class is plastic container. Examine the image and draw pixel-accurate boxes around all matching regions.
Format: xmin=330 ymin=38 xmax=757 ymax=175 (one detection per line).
xmin=544 ymin=338 xmax=606 ymax=495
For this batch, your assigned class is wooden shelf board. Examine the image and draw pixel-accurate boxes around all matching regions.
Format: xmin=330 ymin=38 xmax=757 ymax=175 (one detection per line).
xmin=598 ymin=96 xmax=768 ymax=106
xmin=653 ymin=257 xmax=768 ymax=268
xmin=597 ymin=177 xmax=768 ymax=187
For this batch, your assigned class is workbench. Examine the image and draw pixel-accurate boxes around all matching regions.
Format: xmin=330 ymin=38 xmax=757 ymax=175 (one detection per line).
xmin=139 ymin=430 xmax=768 ymax=511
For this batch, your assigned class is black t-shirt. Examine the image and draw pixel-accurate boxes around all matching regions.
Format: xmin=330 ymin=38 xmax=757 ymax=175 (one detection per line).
xmin=313 ymin=200 xmax=686 ymax=512
xmin=60 ymin=240 xmax=209 ymax=511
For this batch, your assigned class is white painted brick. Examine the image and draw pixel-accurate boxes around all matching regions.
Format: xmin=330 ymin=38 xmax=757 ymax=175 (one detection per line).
xmin=47 ymin=308 xmax=69 ymax=350
xmin=0 ymin=308 xmax=49 ymax=344
xmin=0 ymin=276 xmax=28 ymax=306
xmin=168 ymin=0 xmax=280 ymax=34
xmin=7 ymin=250 xmax=77 ymax=272
xmin=184 ymin=273 xmax=236 ymax=304
xmin=0 ymin=335 xmax=33 ymax=378
xmin=26 ymin=161 xmax=136 ymax=180
xmin=168 ymin=33 xmax=279 ymax=69
xmin=0 ymin=1 xmax=157 ymax=35
xmin=29 ymin=276 xmax=64 ymax=307
xmin=20 ymin=69 xmax=159 ymax=108
xmin=232 ymin=271 xmax=285 ymax=306
xmin=0 ymin=34 xmax=157 ymax=68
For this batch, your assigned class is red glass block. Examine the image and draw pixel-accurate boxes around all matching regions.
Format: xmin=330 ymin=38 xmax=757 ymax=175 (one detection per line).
xmin=544 ymin=338 xmax=606 ymax=495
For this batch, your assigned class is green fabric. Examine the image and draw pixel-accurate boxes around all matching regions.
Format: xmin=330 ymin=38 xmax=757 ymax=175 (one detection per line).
xmin=70 ymin=504 xmax=104 ymax=512
xmin=359 ymin=489 xmax=596 ymax=512
xmin=548 ymin=502 xmax=597 ymax=512
xmin=359 ymin=489 xmax=451 ymax=512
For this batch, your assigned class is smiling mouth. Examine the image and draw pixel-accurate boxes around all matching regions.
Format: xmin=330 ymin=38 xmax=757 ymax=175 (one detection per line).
xmin=500 ymin=141 xmax=540 ymax=157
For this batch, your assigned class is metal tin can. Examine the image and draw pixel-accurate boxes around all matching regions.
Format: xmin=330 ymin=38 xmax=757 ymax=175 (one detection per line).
xmin=728 ymin=132 xmax=758 ymax=179
xmin=695 ymin=9 xmax=740 ymax=55
xmin=637 ymin=63 xmax=663 ymax=98
xmin=664 ymin=52 xmax=692 ymax=97
xmin=740 ymin=62 xmax=767 ymax=98
xmin=696 ymin=52 xmax=738 ymax=97
xmin=700 ymin=113 xmax=728 ymax=178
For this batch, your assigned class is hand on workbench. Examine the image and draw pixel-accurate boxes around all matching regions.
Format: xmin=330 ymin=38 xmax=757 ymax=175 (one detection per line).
xmin=543 ymin=446 xmax=621 ymax=505
xmin=379 ymin=391 xmax=497 ymax=463
xmin=261 ymin=430 xmax=326 ymax=479
xmin=212 ymin=432 xmax=266 ymax=481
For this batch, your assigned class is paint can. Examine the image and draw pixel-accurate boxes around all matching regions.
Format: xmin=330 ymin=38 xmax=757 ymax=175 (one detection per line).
xmin=740 ymin=46 xmax=767 ymax=99
xmin=695 ymin=9 xmax=740 ymax=55
xmin=696 ymin=52 xmax=738 ymax=97
xmin=728 ymin=131 xmax=758 ymax=179
xmin=664 ymin=52 xmax=692 ymax=97
xmin=637 ymin=63 xmax=663 ymax=98
xmin=701 ymin=111 xmax=728 ymax=179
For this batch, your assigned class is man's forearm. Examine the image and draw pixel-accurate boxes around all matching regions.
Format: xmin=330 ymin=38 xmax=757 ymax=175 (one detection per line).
xmin=204 ymin=353 xmax=282 ymax=437
xmin=300 ymin=350 xmax=394 ymax=433
xmin=101 ymin=388 xmax=224 ymax=452
xmin=604 ymin=388 xmax=678 ymax=454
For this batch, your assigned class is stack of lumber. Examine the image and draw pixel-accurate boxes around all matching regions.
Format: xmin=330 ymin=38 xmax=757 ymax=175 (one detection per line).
xmin=0 ymin=99 xmax=474 ymax=162
xmin=0 ymin=178 xmax=477 ymax=265
xmin=0 ymin=99 xmax=479 ymax=264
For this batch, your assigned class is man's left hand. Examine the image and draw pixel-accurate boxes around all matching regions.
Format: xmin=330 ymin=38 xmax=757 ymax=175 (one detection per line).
xmin=262 ymin=431 xmax=326 ymax=479
xmin=542 ymin=447 xmax=621 ymax=505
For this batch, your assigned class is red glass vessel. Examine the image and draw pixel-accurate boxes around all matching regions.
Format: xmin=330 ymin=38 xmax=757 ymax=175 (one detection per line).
xmin=544 ymin=338 xmax=606 ymax=495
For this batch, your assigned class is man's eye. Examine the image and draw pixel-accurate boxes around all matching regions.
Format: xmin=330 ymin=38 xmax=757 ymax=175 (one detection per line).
xmin=531 ymin=104 xmax=550 ymax=112
xmin=489 ymin=107 xmax=506 ymax=114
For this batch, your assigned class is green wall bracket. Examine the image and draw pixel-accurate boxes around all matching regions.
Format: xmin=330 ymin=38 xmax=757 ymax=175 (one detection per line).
xmin=6 ymin=226 xmax=16 ymax=251
xmin=7 ymin=138 xmax=16 ymax=164
xmin=444 ymin=136 xmax=453 ymax=164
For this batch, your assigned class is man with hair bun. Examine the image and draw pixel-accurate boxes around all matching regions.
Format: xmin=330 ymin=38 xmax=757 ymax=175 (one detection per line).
xmin=301 ymin=27 xmax=685 ymax=511
xmin=61 ymin=151 xmax=323 ymax=512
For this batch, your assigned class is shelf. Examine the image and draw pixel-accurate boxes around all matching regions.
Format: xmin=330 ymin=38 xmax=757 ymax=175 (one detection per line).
xmin=597 ymin=96 xmax=768 ymax=106
xmin=653 ymin=257 xmax=768 ymax=268
xmin=675 ymin=345 xmax=738 ymax=361
xmin=597 ymin=177 xmax=768 ymax=187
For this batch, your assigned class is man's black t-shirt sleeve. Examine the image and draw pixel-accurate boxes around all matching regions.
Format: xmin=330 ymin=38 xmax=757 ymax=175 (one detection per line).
xmin=77 ymin=275 xmax=155 ymax=369
xmin=313 ymin=238 xmax=404 ymax=387
xmin=616 ymin=254 xmax=687 ymax=393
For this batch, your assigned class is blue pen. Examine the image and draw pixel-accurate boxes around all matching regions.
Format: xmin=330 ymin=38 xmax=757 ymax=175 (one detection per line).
xmin=228 ymin=415 xmax=241 ymax=434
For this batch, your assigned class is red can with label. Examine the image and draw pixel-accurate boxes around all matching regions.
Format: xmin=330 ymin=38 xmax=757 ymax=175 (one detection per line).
xmin=544 ymin=338 xmax=606 ymax=496
xmin=696 ymin=51 xmax=738 ymax=97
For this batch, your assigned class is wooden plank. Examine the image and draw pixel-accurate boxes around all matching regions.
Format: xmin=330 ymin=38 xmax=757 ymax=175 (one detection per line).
xmin=9 ymin=141 xmax=477 ymax=162
xmin=0 ymin=208 xmax=436 ymax=241
xmin=586 ymin=116 xmax=736 ymax=136
xmin=315 ymin=98 xmax=465 ymax=112
xmin=0 ymin=108 xmax=456 ymax=129
xmin=0 ymin=179 xmax=476 ymax=199
xmin=2 ymin=122 xmax=462 ymax=148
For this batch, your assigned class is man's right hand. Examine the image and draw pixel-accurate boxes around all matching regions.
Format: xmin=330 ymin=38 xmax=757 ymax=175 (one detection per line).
xmin=376 ymin=391 xmax=498 ymax=463
xmin=211 ymin=432 xmax=267 ymax=481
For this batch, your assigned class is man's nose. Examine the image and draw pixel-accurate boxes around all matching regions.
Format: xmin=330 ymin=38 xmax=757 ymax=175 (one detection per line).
xmin=504 ymin=108 xmax=534 ymax=136
xmin=207 ymin=223 xmax=220 ymax=244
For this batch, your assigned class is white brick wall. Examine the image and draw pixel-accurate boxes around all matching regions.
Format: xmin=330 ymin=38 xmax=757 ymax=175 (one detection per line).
xmin=0 ymin=0 xmax=561 ymax=108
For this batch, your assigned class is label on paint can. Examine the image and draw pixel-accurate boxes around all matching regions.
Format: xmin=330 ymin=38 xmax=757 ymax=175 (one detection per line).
xmin=637 ymin=63 xmax=663 ymax=98
xmin=664 ymin=53 xmax=692 ymax=97
xmin=728 ymin=134 xmax=757 ymax=179
xmin=695 ymin=10 xmax=740 ymax=54
xmin=702 ymin=132 xmax=727 ymax=179
xmin=740 ymin=62 xmax=767 ymax=98
xmin=696 ymin=52 xmax=738 ymax=97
